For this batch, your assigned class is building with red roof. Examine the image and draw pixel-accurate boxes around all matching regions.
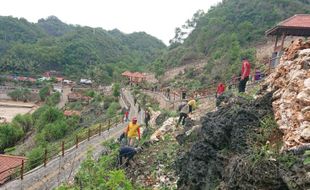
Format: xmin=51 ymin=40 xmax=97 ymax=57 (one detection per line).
xmin=266 ymin=14 xmax=310 ymax=67
xmin=0 ymin=155 xmax=26 ymax=184
xmin=121 ymin=71 xmax=145 ymax=83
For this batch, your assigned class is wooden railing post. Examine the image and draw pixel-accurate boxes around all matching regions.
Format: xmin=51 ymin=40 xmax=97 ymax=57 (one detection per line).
xmin=99 ymin=124 xmax=102 ymax=136
xmin=88 ymin=129 xmax=90 ymax=141
xmin=61 ymin=141 xmax=65 ymax=157
xmin=20 ymin=160 xmax=24 ymax=180
xmin=75 ymin=135 xmax=79 ymax=149
xmin=108 ymin=119 xmax=111 ymax=131
xmin=44 ymin=148 xmax=48 ymax=167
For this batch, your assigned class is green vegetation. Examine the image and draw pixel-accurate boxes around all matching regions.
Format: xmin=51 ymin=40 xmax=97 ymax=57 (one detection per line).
xmin=154 ymin=0 xmax=310 ymax=83
xmin=8 ymin=88 xmax=31 ymax=101
xmin=57 ymin=142 xmax=142 ymax=190
xmin=0 ymin=124 xmax=23 ymax=151
xmin=112 ymin=83 xmax=121 ymax=97
xmin=39 ymin=85 xmax=51 ymax=101
xmin=0 ymin=16 xmax=166 ymax=83
xmin=46 ymin=91 xmax=61 ymax=106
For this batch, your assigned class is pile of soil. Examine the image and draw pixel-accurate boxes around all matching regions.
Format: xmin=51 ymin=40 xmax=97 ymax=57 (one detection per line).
xmin=175 ymin=93 xmax=296 ymax=190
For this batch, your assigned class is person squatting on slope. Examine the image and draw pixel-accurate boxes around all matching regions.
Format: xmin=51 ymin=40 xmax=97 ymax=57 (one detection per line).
xmin=118 ymin=146 xmax=142 ymax=167
xmin=126 ymin=117 xmax=141 ymax=146
xmin=239 ymin=57 xmax=251 ymax=93
xmin=177 ymin=98 xmax=197 ymax=126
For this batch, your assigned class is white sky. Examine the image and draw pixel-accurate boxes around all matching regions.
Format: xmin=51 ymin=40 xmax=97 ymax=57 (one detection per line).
xmin=0 ymin=0 xmax=222 ymax=45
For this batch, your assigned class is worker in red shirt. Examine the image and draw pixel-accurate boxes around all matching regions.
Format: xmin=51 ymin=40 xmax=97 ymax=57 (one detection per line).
xmin=216 ymin=83 xmax=225 ymax=97
xmin=239 ymin=57 xmax=251 ymax=92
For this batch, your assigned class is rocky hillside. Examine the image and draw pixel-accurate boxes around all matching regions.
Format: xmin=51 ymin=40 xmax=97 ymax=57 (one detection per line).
xmin=262 ymin=39 xmax=310 ymax=150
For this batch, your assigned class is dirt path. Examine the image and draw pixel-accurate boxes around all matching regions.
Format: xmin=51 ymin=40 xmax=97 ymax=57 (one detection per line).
xmin=163 ymin=60 xmax=207 ymax=81
xmin=1 ymin=89 xmax=136 ymax=190
xmin=57 ymin=86 xmax=71 ymax=109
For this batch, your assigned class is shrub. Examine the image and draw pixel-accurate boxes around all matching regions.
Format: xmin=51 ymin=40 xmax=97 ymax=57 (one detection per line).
xmin=112 ymin=83 xmax=120 ymax=97
xmin=41 ymin=120 xmax=69 ymax=141
xmin=0 ymin=124 xmax=23 ymax=150
xmin=27 ymin=146 xmax=45 ymax=169
xmin=11 ymin=114 xmax=34 ymax=133
xmin=36 ymin=106 xmax=64 ymax=131
xmin=46 ymin=92 xmax=61 ymax=106
xmin=106 ymin=102 xmax=121 ymax=119
xmin=8 ymin=88 xmax=31 ymax=101
xmin=39 ymin=86 xmax=51 ymax=101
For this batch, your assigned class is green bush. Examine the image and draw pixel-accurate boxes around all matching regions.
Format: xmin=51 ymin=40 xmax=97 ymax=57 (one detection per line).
xmin=57 ymin=151 xmax=137 ymax=190
xmin=46 ymin=92 xmax=61 ymax=106
xmin=11 ymin=114 xmax=34 ymax=133
xmin=8 ymin=88 xmax=31 ymax=101
xmin=35 ymin=106 xmax=64 ymax=134
xmin=41 ymin=120 xmax=70 ymax=141
xmin=106 ymin=102 xmax=121 ymax=119
xmin=84 ymin=90 xmax=95 ymax=98
xmin=112 ymin=83 xmax=121 ymax=97
xmin=39 ymin=86 xmax=51 ymax=101
xmin=27 ymin=146 xmax=45 ymax=169
xmin=0 ymin=124 xmax=23 ymax=150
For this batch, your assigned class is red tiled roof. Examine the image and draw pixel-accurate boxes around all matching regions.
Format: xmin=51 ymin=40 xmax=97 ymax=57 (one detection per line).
xmin=0 ymin=155 xmax=26 ymax=184
xmin=266 ymin=14 xmax=310 ymax=36
xmin=279 ymin=14 xmax=310 ymax=28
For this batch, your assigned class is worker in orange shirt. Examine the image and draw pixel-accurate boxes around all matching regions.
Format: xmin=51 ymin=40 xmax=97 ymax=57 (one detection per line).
xmin=126 ymin=117 xmax=141 ymax=146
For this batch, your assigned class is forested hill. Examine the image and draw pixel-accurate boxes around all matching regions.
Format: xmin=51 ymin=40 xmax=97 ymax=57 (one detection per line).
xmin=156 ymin=0 xmax=310 ymax=81
xmin=0 ymin=16 xmax=166 ymax=83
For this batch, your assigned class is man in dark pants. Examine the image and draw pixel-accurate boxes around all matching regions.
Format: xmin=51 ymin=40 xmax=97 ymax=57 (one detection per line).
xmin=239 ymin=57 xmax=251 ymax=93
xmin=144 ymin=110 xmax=151 ymax=128
xmin=118 ymin=146 xmax=140 ymax=167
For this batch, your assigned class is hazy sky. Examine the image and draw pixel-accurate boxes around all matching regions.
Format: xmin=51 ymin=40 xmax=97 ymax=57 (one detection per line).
xmin=0 ymin=0 xmax=222 ymax=45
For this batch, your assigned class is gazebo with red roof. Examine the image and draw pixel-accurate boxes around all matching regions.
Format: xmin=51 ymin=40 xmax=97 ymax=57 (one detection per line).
xmin=266 ymin=14 xmax=310 ymax=51
xmin=266 ymin=14 xmax=310 ymax=67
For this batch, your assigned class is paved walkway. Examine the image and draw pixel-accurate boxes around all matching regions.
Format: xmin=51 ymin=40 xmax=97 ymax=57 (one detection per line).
xmin=1 ymin=89 xmax=136 ymax=190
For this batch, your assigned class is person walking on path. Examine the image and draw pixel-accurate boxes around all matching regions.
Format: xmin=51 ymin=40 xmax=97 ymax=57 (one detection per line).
xmin=177 ymin=98 xmax=197 ymax=126
xmin=144 ymin=110 xmax=151 ymax=128
xmin=239 ymin=57 xmax=251 ymax=93
xmin=126 ymin=117 xmax=141 ymax=146
xmin=124 ymin=109 xmax=129 ymax=122
xmin=138 ymin=104 xmax=141 ymax=113
xmin=134 ymin=97 xmax=137 ymax=105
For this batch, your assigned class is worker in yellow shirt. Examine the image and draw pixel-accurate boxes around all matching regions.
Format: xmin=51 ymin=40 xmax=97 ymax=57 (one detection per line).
xmin=126 ymin=117 xmax=141 ymax=146
xmin=177 ymin=98 xmax=197 ymax=126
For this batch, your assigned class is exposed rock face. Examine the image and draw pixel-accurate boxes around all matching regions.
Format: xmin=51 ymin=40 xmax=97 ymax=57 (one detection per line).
xmin=175 ymin=93 xmax=289 ymax=190
xmin=264 ymin=40 xmax=310 ymax=150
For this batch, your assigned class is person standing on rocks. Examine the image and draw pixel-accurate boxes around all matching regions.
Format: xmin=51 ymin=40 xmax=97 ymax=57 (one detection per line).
xmin=126 ymin=117 xmax=141 ymax=146
xmin=216 ymin=82 xmax=226 ymax=107
xmin=177 ymin=98 xmax=197 ymax=126
xmin=239 ymin=57 xmax=251 ymax=93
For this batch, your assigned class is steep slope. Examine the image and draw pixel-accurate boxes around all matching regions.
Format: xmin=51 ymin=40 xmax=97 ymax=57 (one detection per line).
xmin=156 ymin=0 xmax=310 ymax=82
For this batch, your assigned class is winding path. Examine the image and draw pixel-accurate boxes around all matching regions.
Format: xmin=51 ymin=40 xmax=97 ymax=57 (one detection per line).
xmin=1 ymin=89 xmax=140 ymax=190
